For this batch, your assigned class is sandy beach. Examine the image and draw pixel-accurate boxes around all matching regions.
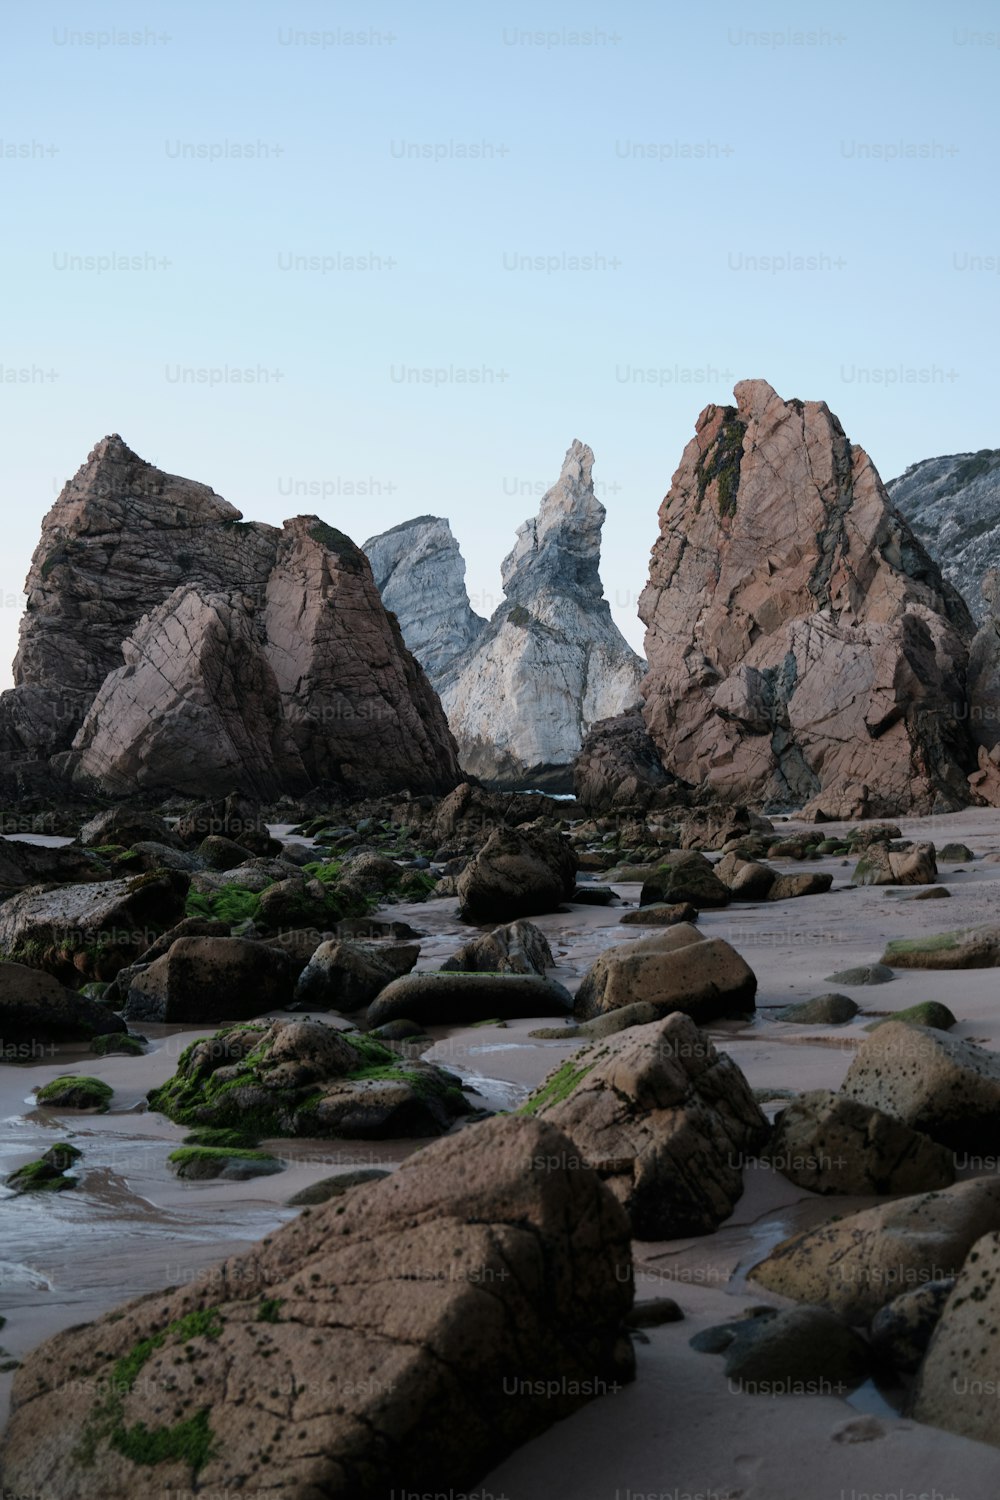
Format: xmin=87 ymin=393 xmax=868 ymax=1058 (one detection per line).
xmin=4 ymin=809 xmax=1000 ymax=1493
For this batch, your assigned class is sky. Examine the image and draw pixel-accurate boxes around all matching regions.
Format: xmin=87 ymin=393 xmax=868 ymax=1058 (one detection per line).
xmin=2 ymin=0 xmax=999 ymax=688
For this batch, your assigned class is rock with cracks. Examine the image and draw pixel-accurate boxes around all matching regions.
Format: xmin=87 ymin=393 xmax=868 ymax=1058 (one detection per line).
xmin=0 ymin=1115 xmax=635 ymax=1499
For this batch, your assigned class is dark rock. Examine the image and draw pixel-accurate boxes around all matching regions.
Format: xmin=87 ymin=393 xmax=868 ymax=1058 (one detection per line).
xmin=441 ymin=919 xmax=553 ymax=976
xmin=0 ymin=963 xmax=126 ymax=1046
xmin=294 ymin=940 xmax=419 ymax=1012
xmin=368 ymin=972 xmax=574 ymax=1029
xmin=779 ymin=993 xmax=859 ymax=1025
xmin=123 ymin=936 xmax=296 ymax=1024
xmin=457 ymin=825 xmax=577 ymax=922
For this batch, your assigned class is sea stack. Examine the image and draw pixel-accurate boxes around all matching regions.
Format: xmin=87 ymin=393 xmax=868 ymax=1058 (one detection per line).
xmin=636 ymin=379 xmax=976 ymax=817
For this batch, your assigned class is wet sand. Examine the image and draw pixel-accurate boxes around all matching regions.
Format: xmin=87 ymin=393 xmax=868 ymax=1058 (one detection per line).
xmin=5 ymin=809 xmax=1000 ymax=1491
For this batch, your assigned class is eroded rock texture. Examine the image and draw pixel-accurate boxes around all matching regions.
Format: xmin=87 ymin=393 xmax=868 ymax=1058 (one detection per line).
xmin=362 ymin=515 xmax=486 ymax=678
xmin=889 ymin=448 xmax=1000 ymax=623
xmin=638 ymin=379 xmax=976 ymax=815
xmin=0 ymin=438 xmax=461 ymax=800
xmin=0 ymin=1115 xmax=634 ymax=1499
xmin=369 ymin=441 xmax=646 ymax=789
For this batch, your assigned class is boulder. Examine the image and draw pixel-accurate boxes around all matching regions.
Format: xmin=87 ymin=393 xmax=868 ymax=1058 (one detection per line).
xmin=639 ymin=852 xmax=730 ymax=909
xmin=637 ymin=380 xmax=975 ymax=814
xmin=428 ymin=781 xmax=567 ymax=847
xmin=779 ymin=993 xmax=858 ymax=1025
xmin=573 ymin=924 xmax=757 ymax=1025
xmin=285 ymin=1166 xmax=391 ymax=1206
xmin=715 ymin=853 xmax=776 ymax=900
xmin=293 ymin=940 xmax=419 ymax=1011
xmin=826 ymin=963 xmax=895 ymax=985
xmin=938 ymin=842 xmax=975 ymax=862
xmin=767 ymin=871 xmax=834 ymax=900
xmin=0 ymin=963 xmax=126 ymax=1047
xmin=573 ymin=708 xmax=681 ymax=812
xmin=367 ymin=972 xmax=574 ymax=1028
xmin=78 ymin=807 xmax=181 ymax=849
xmin=870 ymin=1279 xmax=955 ymax=1375
xmin=35 ymin=1075 xmax=113 ymax=1112
xmin=256 ymin=876 xmax=335 ymax=931
xmin=123 ymin=937 xmax=296 ymax=1024
xmin=0 ymin=1115 xmax=634 ymax=1499
xmin=6 ymin=1142 xmax=82 ymax=1194
xmin=748 ymin=1179 xmax=1000 ymax=1321
xmin=0 ymin=870 xmax=190 ymax=983
xmin=765 ymin=1089 xmax=955 ymax=1195
xmin=840 ymin=1021 xmax=1000 ymax=1151
xmin=168 ymin=1146 xmax=284 ymax=1181
xmin=864 ymin=1001 xmax=957 ymax=1032
xmin=880 ymin=925 xmax=1000 ymax=969
xmin=846 ymin=822 xmax=903 ymax=849
xmin=440 ymin=919 xmax=553 ymax=976
xmin=197 ymin=834 xmax=256 ymax=870
xmin=457 ymin=825 xmax=577 ymax=922
xmin=177 ymin=794 xmax=276 ymax=855
xmin=853 ymin=841 xmax=938 ymax=886
xmin=524 ymin=1012 xmax=767 ymax=1239
xmin=911 ymin=1232 xmax=1000 ymax=1444
xmin=718 ymin=1305 xmax=872 ymax=1393
xmin=570 ymin=884 xmax=619 ymax=906
xmin=148 ymin=1017 xmax=472 ymax=1139
xmin=0 ymin=837 xmax=106 ymax=892
xmin=618 ymin=902 xmax=699 ymax=927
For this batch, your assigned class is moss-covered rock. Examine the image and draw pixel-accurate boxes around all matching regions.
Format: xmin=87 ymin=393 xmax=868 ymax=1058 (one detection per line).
xmin=6 ymin=1142 xmax=82 ymax=1193
xmin=35 ymin=1075 xmax=113 ymax=1112
xmin=0 ymin=869 xmax=190 ymax=983
xmin=881 ymin=927 xmax=1000 ymax=969
xmin=864 ymin=1002 xmax=958 ymax=1032
xmin=167 ymin=1146 xmax=284 ymax=1181
xmin=90 ymin=1033 xmax=146 ymax=1057
xmin=148 ymin=1018 xmax=471 ymax=1139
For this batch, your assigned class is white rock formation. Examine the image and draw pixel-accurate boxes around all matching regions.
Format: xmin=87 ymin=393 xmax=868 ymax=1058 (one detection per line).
xmin=362 ymin=516 xmax=486 ymax=678
xmin=436 ymin=441 xmax=646 ymax=789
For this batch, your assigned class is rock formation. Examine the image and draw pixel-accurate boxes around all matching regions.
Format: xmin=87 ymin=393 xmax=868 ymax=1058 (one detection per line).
xmin=366 ymin=441 xmax=646 ymax=790
xmin=889 ymin=448 xmax=1000 ymax=622
xmin=0 ymin=437 xmax=461 ymax=801
xmin=0 ymin=1115 xmax=634 ymax=1498
xmin=66 ymin=587 xmax=305 ymax=799
xmin=636 ymin=379 xmax=977 ymax=816
xmin=263 ymin=518 xmax=460 ymax=794
xmin=362 ymin=515 xmax=486 ymax=678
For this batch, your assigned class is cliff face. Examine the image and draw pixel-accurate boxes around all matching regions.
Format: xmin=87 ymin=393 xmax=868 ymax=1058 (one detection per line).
xmin=362 ymin=516 xmax=486 ymax=679
xmin=1 ymin=438 xmax=461 ymax=801
xmin=435 ymin=441 xmax=646 ymax=789
xmin=637 ymin=380 xmax=976 ymax=816
xmin=889 ymin=449 xmax=1000 ymax=623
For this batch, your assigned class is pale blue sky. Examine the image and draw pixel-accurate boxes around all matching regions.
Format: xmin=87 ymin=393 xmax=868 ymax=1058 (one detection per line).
xmin=3 ymin=0 xmax=999 ymax=684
